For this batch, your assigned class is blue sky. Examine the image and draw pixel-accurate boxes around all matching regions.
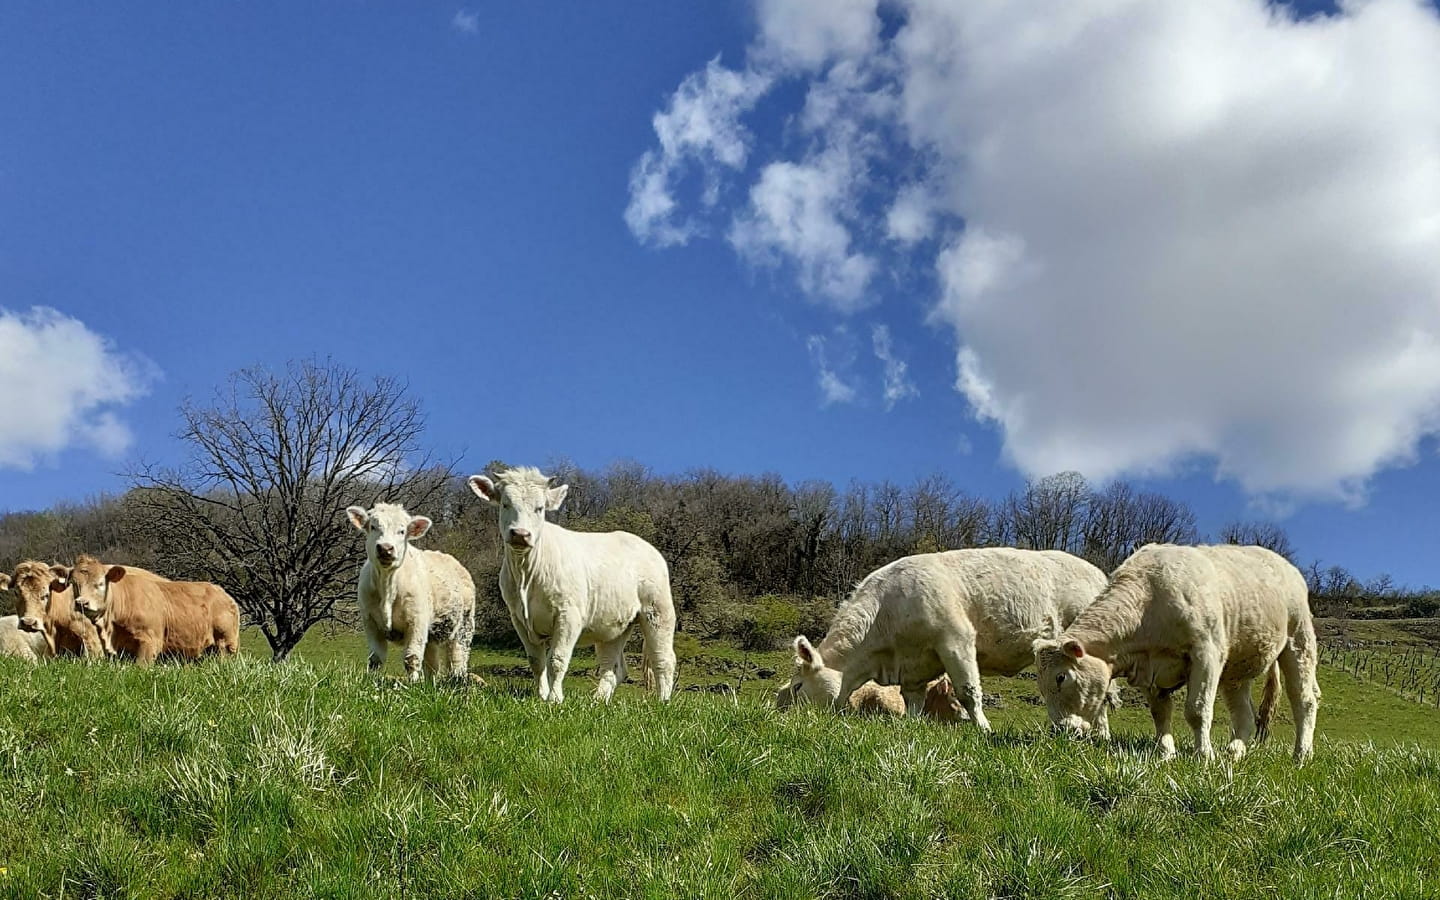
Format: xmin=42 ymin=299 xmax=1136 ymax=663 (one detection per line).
xmin=3 ymin=1 xmax=1439 ymax=588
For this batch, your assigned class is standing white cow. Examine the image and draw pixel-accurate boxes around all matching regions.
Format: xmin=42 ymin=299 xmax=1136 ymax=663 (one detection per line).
xmin=347 ymin=502 xmax=477 ymax=683
xmin=468 ymin=466 xmax=677 ymax=703
xmin=1033 ymin=543 xmax=1320 ymax=762
xmin=790 ymin=548 xmax=1110 ymax=732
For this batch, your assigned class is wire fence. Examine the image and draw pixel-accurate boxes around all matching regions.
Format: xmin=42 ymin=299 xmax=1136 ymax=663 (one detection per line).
xmin=1319 ymin=640 xmax=1440 ymax=707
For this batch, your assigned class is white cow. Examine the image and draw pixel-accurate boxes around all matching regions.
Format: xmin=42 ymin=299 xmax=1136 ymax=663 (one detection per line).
xmin=1033 ymin=543 xmax=1320 ymax=762
xmin=347 ymin=502 xmax=477 ymax=683
xmin=468 ymin=466 xmax=677 ymax=703
xmin=790 ymin=548 xmax=1111 ymax=732
xmin=0 ymin=571 xmax=52 ymax=661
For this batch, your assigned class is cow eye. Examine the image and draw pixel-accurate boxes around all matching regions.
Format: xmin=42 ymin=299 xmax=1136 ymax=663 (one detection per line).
xmin=1055 ymin=674 xmax=1066 ymax=686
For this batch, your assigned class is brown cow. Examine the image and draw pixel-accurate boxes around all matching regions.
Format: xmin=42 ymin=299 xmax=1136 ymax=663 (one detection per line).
xmin=64 ymin=556 xmax=240 ymax=665
xmin=1 ymin=560 xmax=104 ymax=657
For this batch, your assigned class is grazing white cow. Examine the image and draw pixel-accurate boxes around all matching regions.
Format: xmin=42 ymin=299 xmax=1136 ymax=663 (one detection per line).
xmin=790 ymin=548 xmax=1111 ymax=732
xmin=1033 ymin=543 xmax=1320 ymax=762
xmin=347 ymin=502 xmax=477 ymax=683
xmin=468 ymin=467 xmax=677 ymax=703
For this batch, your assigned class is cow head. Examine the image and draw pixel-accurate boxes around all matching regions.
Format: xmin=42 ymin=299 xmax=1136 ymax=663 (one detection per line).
xmin=5 ymin=561 xmax=68 ymax=633
xmin=346 ymin=502 xmax=431 ymax=571
xmin=69 ymin=555 xmax=125 ymax=622
xmin=467 ymin=467 xmax=568 ymax=552
xmin=786 ymin=635 xmax=842 ymax=709
xmin=1033 ymin=636 xmax=1114 ymax=736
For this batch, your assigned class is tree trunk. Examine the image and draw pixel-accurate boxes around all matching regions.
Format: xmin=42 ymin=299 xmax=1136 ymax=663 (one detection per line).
xmin=269 ymin=633 xmax=300 ymax=663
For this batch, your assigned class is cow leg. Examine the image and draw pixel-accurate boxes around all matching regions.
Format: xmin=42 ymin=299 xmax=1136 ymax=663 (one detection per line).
xmin=504 ymin=605 xmax=548 ymax=697
xmin=593 ymin=635 xmax=628 ymax=702
xmin=637 ymin=592 xmax=677 ymax=702
xmin=1221 ymin=679 xmax=1256 ymax=759
xmin=544 ymin=619 xmax=581 ymax=703
xmin=1147 ymin=689 xmax=1177 ymax=759
xmin=423 ymin=642 xmax=444 ymax=682
xmin=77 ymin=619 xmax=105 ymax=659
xmin=834 ymin=665 xmax=872 ymax=713
xmin=1278 ymin=638 xmax=1320 ymax=763
xmin=902 ymin=687 xmax=925 ymax=717
xmin=401 ymin=627 xmax=428 ymax=684
xmin=443 ymin=639 xmax=469 ymax=682
xmin=1184 ymin=648 xmax=1224 ymax=760
xmin=937 ymin=641 xmax=990 ymax=732
xmin=446 ymin=607 xmax=474 ymax=682
xmin=135 ymin=637 xmax=161 ymax=667
xmin=364 ymin=615 xmax=388 ymax=672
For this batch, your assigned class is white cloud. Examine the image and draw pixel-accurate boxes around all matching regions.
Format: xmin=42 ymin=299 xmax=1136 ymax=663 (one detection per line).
xmin=729 ymin=151 xmax=877 ymax=311
xmin=451 ymin=10 xmax=480 ymax=35
xmin=886 ymin=183 xmax=936 ymax=244
xmin=871 ymin=324 xmax=917 ymax=410
xmin=624 ymin=58 xmax=772 ymax=246
xmin=0 ymin=307 xmax=157 ymax=469
xmin=754 ymin=0 xmax=882 ymax=70
xmin=630 ymin=0 xmax=1440 ymax=503
xmin=806 ymin=334 xmax=857 ymax=406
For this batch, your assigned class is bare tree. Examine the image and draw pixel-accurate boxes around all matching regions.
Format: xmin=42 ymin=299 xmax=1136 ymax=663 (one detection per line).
xmin=1001 ymin=471 xmax=1090 ymax=553
xmin=1082 ymin=481 xmax=1198 ymax=571
xmin=129 ymin=359 xmax=452 ymax=661
xmin=1219 ymin=520 xmax=1296 ymax=562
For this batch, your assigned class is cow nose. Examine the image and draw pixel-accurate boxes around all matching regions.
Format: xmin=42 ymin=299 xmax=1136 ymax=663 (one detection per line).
xmin=19 ymin=616 xmax=40 ymax=632
xmin=376 ymin=543 xmax=395 ymax=558
xmin=507 ymin=527 xmax=532 ymax=547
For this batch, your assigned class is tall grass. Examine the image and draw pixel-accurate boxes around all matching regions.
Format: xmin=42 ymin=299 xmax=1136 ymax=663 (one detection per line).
xmin=0 ymin=654 xmax=1436 ymax=899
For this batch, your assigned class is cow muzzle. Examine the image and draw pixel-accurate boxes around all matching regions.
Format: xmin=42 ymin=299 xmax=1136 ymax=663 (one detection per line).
xmin=18 ymin=616 xmax=41 ymax=633
xmin=506 ymin=528 xmax=533 ymax=549
xmin=375 ymin=545 xmax=398 ymax=566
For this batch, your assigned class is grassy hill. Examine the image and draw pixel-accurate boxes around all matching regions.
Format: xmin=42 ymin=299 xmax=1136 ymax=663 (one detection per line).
xmin=0 ymin=633 xmax=1436 ymax=898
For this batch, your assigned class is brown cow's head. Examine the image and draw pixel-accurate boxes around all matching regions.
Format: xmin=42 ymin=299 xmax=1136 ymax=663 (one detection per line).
xmin=5 ymin=561 xmax=69 ymax=633
xmin=68 ymin=555 xmax=125 ymax=621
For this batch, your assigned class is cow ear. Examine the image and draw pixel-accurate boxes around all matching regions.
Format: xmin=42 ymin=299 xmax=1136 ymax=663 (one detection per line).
xmin=406 ymin=516 xmax=432 ymax=540
xmin=468 ymin=475 xmax=500 ymax=504
xmin=1032 ymin=637 xmax=1059 ymax=656
xmin=0 ymin=573 xmax=9 ymax=591
xmin=1062 ymin=638 xmax=1086 ymax=660
xmin=105 ymin=566 xmax=126 ymax=583
xmin=545 ymin=484 xmax=569 ymax=512
xmin=346 ymin=506 xmax=369 ymax=532
xmin=793 ymin=635 xmax=823 ymax=671
xmin=49 ymin=565 xmax=70 ymax=587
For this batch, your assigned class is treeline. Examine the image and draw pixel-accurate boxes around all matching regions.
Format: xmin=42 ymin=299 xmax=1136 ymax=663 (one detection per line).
xmin=3 ymin=465 xmax=1433 ymax=652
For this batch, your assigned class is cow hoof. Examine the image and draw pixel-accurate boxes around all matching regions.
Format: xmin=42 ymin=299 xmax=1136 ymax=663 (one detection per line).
xmin=1226 ymin=739 xmax=1247 ymax=760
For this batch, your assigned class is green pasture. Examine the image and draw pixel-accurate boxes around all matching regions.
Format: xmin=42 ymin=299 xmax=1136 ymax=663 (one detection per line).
xmin=0 ymin=624 xmax=1436 ymax=898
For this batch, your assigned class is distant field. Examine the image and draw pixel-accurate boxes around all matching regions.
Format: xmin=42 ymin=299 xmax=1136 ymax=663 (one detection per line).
xmin=0 ymin=625 xmax=1435 ymax=898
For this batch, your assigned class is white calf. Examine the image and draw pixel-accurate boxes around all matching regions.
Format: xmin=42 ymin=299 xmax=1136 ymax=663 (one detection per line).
xmin=348 ymin=502 xmax=477 ymax=683
xmin=468 ymin=467 xmax=677 ymax=703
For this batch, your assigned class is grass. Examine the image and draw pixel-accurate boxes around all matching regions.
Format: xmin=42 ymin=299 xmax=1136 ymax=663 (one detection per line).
xmin=0 ymin=634 xmax=1436 ymax=898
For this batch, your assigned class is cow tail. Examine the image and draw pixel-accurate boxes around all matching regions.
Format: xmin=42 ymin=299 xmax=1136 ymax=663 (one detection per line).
xmin=1255 ymin=660 xmax=1281 ymax=742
